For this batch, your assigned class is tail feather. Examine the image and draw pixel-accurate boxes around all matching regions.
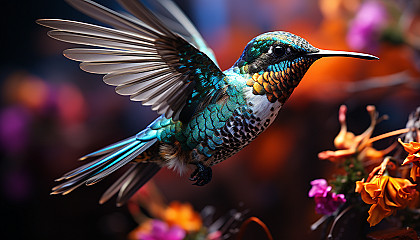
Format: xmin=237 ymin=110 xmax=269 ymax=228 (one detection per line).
xmin=51 ymin=133 xmax=158 ymax=196
xmin=99 ymin=163 xmax=139 ymax=204
xmin=85 ymin=140 xmax=156 ymax=186
xmin=99 ymin=162 xmax=161 ymax=206
xmin=79 ymin=136 xmax=137 ymax=160
xmin=116 ymin=162 xmax=160 ymax=206
xmin=55 ymin=140 xmax=140 ymax=185
xmin=57 ymin=150 xmax=122 ymax=181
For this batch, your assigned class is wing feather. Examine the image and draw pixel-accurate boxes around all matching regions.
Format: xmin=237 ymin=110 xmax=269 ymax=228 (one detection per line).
xmin=141 ymin=77 xmax=183 ymax=104
xmin=65 ymin=0 xmax=160 ymax=37
xmin=64 ymin=48 xmax=157 ymax=62
xmin=115 ymin=72 xmax=173 ymax=95
xmin=37 ymin=19 xmax=155 ymax=43
xmin=47 ymin=30 xmax=155 ymax=51
xmin=104 ymin=67 xmax=172 ymax=86
xmin=141 ymin=0 xmax=219 ymax=65
xmin=38 ymin=0 xmax=226 ymax=122
xmin=80 ymin=62 xmax=166 ymax=74
xmin=117 ymin=0 xmax=176 ymax=38
xmin=130 ymin=75 xmax=181 ymax=101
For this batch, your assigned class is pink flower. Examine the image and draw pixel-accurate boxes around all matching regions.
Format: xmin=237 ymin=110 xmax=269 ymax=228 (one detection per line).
xmin=131 ymin=220 xmax=186 ymax=240
xmin=309 ymin=179 xmax=346 ymax=215
xmin=309 ymin=179 xmax=330 ymax=198
xmin=347 ymin=1 xmax=388 ymax=51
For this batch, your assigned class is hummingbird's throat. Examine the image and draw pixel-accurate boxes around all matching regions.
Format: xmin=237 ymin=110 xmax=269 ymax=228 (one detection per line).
xmin=246 ymin=58 xmax=315 ymax=103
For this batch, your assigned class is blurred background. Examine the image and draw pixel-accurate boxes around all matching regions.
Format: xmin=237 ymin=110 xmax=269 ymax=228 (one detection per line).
xmin=2 ymin=0 xmax=420 ymax=239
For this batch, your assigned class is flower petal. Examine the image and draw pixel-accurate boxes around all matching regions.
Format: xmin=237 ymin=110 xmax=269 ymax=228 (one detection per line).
xmin=411 ymin=165 xmax=420 ymax=181
xmin=367 ymin=202 xmax=392 ymax=227
xmin=309 ymin=179 xmax=328 ymax=197
xmin=399 ymin=139 xmax=420 ymax=155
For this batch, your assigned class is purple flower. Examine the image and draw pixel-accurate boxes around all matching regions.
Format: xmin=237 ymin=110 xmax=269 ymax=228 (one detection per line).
xmin=313 ymin=192 xmax=346 ymax=215
xmin=308 ymin=179 xmax=330 ymax=198
xmin=134 ymin=220 xmax=185 ymax=240
xmin=309 ymin=179 xmax=346 ymax=215
xmin=347 ymin=1 xmax=388 ymax=51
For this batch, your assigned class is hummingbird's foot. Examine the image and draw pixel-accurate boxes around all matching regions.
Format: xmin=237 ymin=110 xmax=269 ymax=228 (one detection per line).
xmin=189 ymin=162 xmax=212 ymax=186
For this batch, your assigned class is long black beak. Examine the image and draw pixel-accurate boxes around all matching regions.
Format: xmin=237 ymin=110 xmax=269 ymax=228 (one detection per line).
xmin=306 ymin=49 xmax=379 ymax=60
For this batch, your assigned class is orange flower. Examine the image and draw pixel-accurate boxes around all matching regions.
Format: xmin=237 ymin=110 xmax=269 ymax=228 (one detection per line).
xmin=319 ymin=105 xmax=392 ymax=165
xmin=355 ymin=175 xmax=418 ymax=226
xmin=163 ymin=201 xmax=202 ymax=232
xmin=399 ymin=139 xmax=420 ymax=181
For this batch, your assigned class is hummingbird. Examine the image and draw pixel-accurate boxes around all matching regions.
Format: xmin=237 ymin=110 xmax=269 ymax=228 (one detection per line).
xmin=39 ymin=0 xmax=378 ymax=206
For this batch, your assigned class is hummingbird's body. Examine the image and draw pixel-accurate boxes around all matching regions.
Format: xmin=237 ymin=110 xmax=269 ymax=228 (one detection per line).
xmin=150 ymin=65 xmax=284 ymax=172
xmin=39 ymin=0 xmax=377 ymax=205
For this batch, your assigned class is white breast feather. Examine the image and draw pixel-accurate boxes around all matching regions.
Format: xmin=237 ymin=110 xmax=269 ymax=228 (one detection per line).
xmin=243 ymin=87 xmax=282 ymax=123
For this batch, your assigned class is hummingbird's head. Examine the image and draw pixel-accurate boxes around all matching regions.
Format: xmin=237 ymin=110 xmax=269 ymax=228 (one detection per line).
xmin=234 ymin=31 xmax=378 ymax=103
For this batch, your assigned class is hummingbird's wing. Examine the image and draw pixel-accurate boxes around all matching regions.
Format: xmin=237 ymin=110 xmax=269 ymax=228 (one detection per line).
xmin=37 ymin=0 xmax=225 ymax=122
xmin=138 ymin=0 xmax=219 ymax=66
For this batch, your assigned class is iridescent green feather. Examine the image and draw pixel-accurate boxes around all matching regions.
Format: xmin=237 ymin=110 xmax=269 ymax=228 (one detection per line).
xmin=165 ymin=40 xmax=227 ymax=122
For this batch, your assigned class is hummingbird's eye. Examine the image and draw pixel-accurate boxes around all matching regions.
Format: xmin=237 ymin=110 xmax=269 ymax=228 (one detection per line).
xmin=269 ymin=46 xmax=287 ymax=57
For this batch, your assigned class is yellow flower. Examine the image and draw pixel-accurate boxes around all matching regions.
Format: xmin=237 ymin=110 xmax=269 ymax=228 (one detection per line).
xmin=399 ymin=139 xmax=420 ymax=181
xmin=355 ymin=175 xmax=418 ymax=226
xmin=163 ymin=201 xmax=202 ymax=232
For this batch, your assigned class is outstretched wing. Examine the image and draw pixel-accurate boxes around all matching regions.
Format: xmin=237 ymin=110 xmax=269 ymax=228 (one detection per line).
xmin=37 ymin=0 xmax=225 ymax=122
xmin=137 ymin=0 xmax=219 ymax=66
